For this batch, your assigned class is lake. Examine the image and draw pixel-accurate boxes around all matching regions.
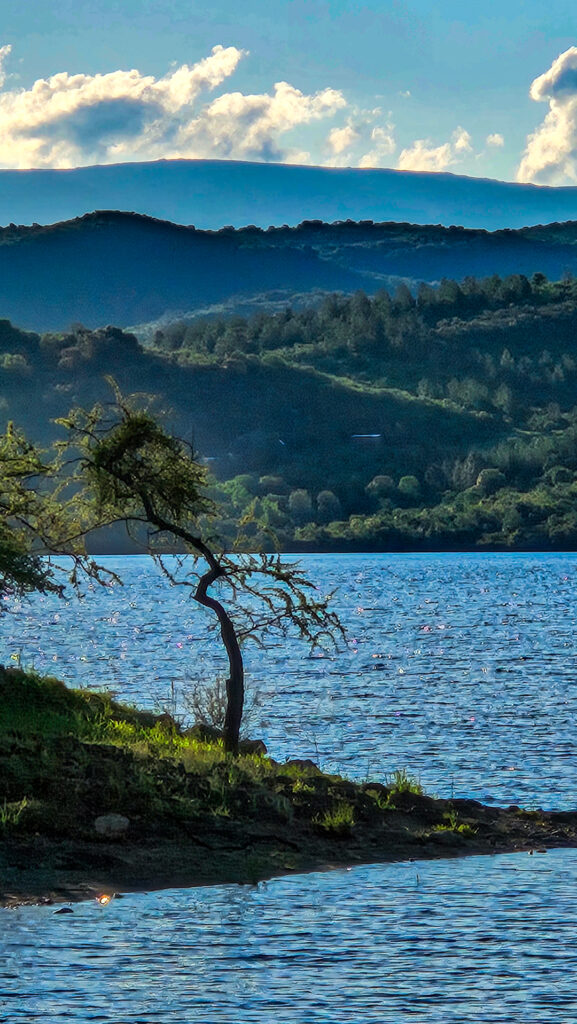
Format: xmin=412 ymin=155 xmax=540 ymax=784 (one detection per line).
xmin=1 ymin=553 xmax=576 ymax=1021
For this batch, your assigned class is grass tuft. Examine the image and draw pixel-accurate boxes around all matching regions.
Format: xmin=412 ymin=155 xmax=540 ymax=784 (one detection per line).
xmin=387 ymin=768 xmax=424 ymax=795
xmin=432 ymin=808 xmax=477 ymax=836
xmin=0 ymin=797 xmax=29 ymax=830
xmin=313 ymin=801 xmax=355 ymax=835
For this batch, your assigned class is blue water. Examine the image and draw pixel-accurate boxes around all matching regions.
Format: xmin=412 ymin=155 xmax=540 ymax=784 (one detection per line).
xmin=2 ymin=552 xmax=576 ymax=806
xmin=1 ymin=553 xmax=577 ymax=1022
xmin=2 ymin=851 xmax=577 ymax=1023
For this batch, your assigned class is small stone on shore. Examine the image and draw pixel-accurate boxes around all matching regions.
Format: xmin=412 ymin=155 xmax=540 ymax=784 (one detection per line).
xmin=94 ymin=814 xmax=130 ymax=837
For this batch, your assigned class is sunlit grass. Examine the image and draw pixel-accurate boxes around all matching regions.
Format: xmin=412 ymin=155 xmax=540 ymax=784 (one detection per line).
xmin=0 ymin=797 xmax=28 ymax=830
xmin=0 ymin=667 xmax=439 ymax=844
xmin=313 ymin=801 xmax=355 ymax=834
xmin=387 ymin=768 xmax=424 ymax=795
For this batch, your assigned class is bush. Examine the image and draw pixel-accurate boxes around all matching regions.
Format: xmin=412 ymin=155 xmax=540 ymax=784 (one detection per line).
xmin=288 ymin=488 xmax=314 ymax=525
xmin=316 ymin=490 xmax=342 ymax=524
xmin=398 ymin=475 xmax=421 ymax=501
xmin=476 ymin=468 xmax=506 ymax=496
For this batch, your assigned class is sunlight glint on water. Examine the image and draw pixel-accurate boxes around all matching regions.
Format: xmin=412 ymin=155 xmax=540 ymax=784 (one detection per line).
xmin=1 ymin=553 xmax=577 ymax=1022
xmin=1 ymin=851 xmax=577 ymax=1022
xmin=2 ymin=552 xmax=576 ymax=805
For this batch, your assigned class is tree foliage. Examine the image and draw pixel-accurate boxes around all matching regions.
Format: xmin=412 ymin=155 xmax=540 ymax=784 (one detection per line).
xmin=0 ymin=424 xmax=63 ymax=600
xmin=53 ymin=387 xmax=344 ymax=752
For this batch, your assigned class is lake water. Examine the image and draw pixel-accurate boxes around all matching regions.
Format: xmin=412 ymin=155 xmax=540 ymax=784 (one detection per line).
xmin=1 ymin=553 xmax=577 ymax=1022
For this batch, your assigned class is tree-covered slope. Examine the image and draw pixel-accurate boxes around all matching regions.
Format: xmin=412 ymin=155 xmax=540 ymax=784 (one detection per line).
xmin=3 ymin=271 xmax=577 ymax=551
xmin=3 ymin=213 xmax=577 ymax=332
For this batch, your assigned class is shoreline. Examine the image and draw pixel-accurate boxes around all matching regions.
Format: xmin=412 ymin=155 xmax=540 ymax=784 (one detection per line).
xmin=2 ymin=667 xmax=576 ymax=910
xmin=3 ymin=798 xmax=577 ymax=910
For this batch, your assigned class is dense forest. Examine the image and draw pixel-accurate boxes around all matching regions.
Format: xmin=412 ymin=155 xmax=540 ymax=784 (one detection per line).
xmin=3 ymin=269 xmax=577 ymax=551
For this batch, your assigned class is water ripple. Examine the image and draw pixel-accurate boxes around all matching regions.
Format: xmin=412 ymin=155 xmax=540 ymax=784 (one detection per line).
xmin=1 ymin=852 xmax=577 ymax=1022
xmin=2 ymin=552 xmax=577 ymax=806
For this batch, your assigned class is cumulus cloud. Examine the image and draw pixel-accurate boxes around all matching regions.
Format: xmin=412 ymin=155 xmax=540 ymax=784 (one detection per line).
xmin=397 ymin=127 xmax=471 ymax=172
xmin=0 ymin=44 xmax=346 ymax=168
xmin=0 ymin=44 xmax=11 ymax=89
xmin=188 ymin=81 xmax=346 ymax=163
xmin=517 ymin=46 xmax=577 ymax=184
xmin=486 ymin=132 xmax=504 ymax=147
xmin=323 ymin=108 xmax=396 ymax=168
xmin=358 ymin=125 xmax=396 ymax=168
xmin=327 ymin=123 xmax=360 ymax=157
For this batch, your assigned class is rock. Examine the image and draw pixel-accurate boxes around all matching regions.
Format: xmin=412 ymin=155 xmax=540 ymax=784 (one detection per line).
xmin=94 ymin=813 xmax=130 ymax=837
xmin=185 ymin=723 xmax=223 ymax=744
xmin=284 ymin=758 xmax=321 ymax=774
xmin=239 ymin=738 xmax=267 ymax=756
xmin=184 ymin=724 xmax=267 ymax=755
xmin=362 ymin=782 xmax=389 ymax=797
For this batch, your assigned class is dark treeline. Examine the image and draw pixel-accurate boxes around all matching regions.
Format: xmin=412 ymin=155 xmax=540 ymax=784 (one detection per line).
xmin=4 ymin=271 xmax=577 ymax=551
xmin=3 ymin=210 xmax=577 ymax=332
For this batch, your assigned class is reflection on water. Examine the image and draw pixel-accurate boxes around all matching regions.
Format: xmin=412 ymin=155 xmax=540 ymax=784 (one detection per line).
xmin=2 ymin=552 xmax=576 ymax=805
xmin=1 ymin=850 xmax=577 ymax=1023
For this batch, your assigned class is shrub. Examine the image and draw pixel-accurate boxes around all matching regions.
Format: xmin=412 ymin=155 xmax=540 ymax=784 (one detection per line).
xmin=476 ymin=468 xmax=506 ymax=496
xmin=398 ymin=475 xmax=421 ymax=501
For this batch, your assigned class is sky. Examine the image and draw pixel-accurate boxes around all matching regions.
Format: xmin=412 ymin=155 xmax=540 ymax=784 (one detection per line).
xmin=0 ymin=0 xmax=577 ymax=184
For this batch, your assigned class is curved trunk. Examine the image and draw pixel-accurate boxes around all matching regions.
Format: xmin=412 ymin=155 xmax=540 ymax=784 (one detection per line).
xmin=135 ymin=491 xmax=245 ymax=754
xmin=195 ymin=566 xmax=244 ymax=755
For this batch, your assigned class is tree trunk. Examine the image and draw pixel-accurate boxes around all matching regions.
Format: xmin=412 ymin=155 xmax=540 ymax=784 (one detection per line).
xmin=195 ymin=566 xmax=244 ymax=755
xmin=134 ymin=491 xmax=245 ymax=754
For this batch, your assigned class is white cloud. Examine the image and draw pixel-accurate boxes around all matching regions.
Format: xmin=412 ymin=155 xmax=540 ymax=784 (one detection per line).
xmin=517 ymin=46 xmax=577 ymax=184
xmin=188 ymin=82 xmax=346 ymax=163
xmin=358 ymin=125 xmax=396 ymax=168
xmin=323 ymin=109 xmax=396 ymax=168
xmin=397 ymin=127 xmax=471 ymax=172
xmin=327 ymin=123 xmax=360 ymax=157
xmin=453 ymin=128 xmax=472 ymax=153
xmin=0 ymin=44 xmax=346 ymax=168
xmin=486 ymin=132 xmax=504 ymax=147
xmin=0 ymin=44 xmax=11 ymax=88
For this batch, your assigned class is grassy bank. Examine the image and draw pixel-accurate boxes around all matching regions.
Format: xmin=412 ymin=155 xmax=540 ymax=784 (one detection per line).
xmin=1 ymin=667 xmax=576 ymax=907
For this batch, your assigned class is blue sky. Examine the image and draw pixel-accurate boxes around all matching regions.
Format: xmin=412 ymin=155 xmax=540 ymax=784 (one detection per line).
xmin=0 ymin=0 xmax=576 ymax=182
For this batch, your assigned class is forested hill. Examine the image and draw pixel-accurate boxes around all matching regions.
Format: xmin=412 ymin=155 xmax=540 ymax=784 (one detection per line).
xmin=4 ymin=271 xmax=577 ymax=552
xmin=3 ymin=159 xmax=577 ymax=231
xmin=3 ymin=212 xmax=577 ymax=332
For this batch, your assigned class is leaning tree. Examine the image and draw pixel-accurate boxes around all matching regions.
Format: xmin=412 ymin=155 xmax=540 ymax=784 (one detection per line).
xmin=55 ymin=387 xmax=343 ymax=753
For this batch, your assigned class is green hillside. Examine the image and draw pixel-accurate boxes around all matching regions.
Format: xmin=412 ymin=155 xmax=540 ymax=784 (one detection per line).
xmin=3 ymin=269 xmax=577 ymax=550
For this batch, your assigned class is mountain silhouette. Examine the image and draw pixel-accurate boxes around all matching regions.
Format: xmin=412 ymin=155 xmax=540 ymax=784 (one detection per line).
xmin=2 ymin=159 xmax=577 ymax=231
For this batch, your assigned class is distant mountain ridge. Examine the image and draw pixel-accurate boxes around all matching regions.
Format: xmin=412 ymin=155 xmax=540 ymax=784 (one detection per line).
xmin=3 ymin=211 xmax=577 ymax=332
xmin=3 ymin=159 xmax=577 ymax=232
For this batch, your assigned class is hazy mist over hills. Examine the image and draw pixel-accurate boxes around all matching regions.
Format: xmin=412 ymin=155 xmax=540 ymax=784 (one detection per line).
xmin=3 ymin=160 xmax=577 ymax=232
xmin=3 ymin=211 xmax=577 ymax=332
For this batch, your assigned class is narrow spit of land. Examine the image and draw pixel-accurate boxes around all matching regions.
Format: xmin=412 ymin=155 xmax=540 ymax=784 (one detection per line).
xmin=1 ymin=667 xmax=576 ymax=909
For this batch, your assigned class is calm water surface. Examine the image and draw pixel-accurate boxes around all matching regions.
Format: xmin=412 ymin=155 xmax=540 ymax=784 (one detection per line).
xmin=1 ymin=553 xmax=576 ymax=1022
